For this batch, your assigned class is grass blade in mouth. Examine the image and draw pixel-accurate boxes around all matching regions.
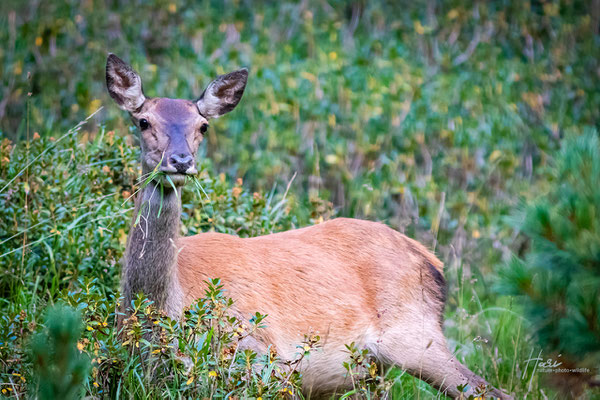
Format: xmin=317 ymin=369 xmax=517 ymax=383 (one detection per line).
xmin=191 ymin=175 xmax=210 ymax=202
xmin=138 ymin=152 xmax=166 ymax=190
xmin=165 ymin=174 xmax=179 ymax=199
xmin=157 ymin=182 xmax=164 ymax=219
xmin=134 ymin=202 xmax=146 ymax=226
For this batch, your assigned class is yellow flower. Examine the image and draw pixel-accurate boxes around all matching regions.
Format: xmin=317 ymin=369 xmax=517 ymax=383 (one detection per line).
xmin=13 ymin=61 xmax=22 ymax=75
xmin=300 ymin=71 xmax=317 ymax=83
xmin=328 ymin=114 xmax=336 ymax=127
xmin=489 ymin=149 xmax=502 ymax=163
xmin=414 ymin=20 xmax=425 ymax=35
xmin=208 ymin=370 xmax=217 ymax=378
xmin=447 ymin=9 xmax=459 ymax=20
xmin=86 ymin=326 xmax=93 ymax=331
xmin=93 ymin=382 xmax=99 ymax=388
xmin=88 ymin=99 xmax=102 ymax=114
xmin=186 ymin=376 xmax=194 ymax=385
xmin=543 ymin=3 xmax=559 ymax=16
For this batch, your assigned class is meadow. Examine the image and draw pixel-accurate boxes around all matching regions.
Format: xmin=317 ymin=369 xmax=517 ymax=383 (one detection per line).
xmin=1 ymin=0 xmax=599 ymax=398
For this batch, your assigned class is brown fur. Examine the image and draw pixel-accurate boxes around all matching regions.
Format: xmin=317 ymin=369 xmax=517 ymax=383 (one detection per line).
xmin=177 ymin=219 xmax=441 ymax=349
xmin=174 ymin=219 xmax=509 ymax=398
xmin=106 ymin=54 xmax=512 ymax=399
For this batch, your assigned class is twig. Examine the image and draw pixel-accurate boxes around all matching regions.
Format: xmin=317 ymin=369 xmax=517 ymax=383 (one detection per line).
xmin=431 ymin=192 xmax=445 ymax=253
xmin=452 ymin=22 xmax=494 ymax=67
xmin=282 ymin=171 xmax=297 ymax=201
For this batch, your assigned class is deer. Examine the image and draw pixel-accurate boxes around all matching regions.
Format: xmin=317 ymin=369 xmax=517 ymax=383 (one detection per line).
xmin=105 ymin=53 xmax=511 ymax=399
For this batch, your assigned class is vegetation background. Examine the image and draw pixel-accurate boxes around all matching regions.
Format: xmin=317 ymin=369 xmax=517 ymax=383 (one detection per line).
xmin=0 ymin=0 xmax=599 ymax=398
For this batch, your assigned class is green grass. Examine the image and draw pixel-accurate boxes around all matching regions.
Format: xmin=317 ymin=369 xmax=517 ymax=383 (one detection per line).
xmin=1 ymin=0 xmax=600 ymax=398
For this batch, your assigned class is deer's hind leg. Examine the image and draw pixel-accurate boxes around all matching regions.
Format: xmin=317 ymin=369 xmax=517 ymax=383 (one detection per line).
xmin=375 ymin=310 xmax=512 ymax=399
xmin=374 ymin=260 xmax=510 ymax=398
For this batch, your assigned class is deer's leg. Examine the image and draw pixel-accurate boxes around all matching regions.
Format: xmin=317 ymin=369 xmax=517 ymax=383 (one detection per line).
xmin=376 ymin=321 xmax=512 ymax=399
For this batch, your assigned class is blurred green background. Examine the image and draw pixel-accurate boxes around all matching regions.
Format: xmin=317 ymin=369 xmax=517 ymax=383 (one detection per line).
xmin=1 ymin=0 xmax=599 ymax=398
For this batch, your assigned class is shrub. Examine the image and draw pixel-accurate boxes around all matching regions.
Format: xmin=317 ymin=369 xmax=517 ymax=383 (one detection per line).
xmin=29 ymin=304 xmax=90 ymax=400
xmin=498 ymin=130 xmax=600 ymax=390
xmin=61 ymin=278 xmax=307 ymax=398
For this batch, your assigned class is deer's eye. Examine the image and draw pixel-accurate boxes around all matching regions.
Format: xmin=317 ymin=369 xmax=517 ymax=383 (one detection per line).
xmin=139 ymin=119 xmax=149 ymax=130
xmin=200 ymin=123 xmax=209 ymax=134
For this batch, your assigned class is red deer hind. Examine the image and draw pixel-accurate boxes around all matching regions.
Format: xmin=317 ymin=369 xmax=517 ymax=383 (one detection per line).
xmin=105 ymin=53 xmax=511 ymax=399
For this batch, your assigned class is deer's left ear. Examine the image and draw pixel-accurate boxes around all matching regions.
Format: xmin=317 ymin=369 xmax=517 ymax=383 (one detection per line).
xmin=196 ymin=68 xmax=248 ymax=119
xmin=106 ymin=53 xmax=146 ymax=112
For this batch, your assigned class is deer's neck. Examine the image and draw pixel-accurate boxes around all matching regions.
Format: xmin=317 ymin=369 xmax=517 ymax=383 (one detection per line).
xmin=122 ymin=181 xmax=184 ymax=316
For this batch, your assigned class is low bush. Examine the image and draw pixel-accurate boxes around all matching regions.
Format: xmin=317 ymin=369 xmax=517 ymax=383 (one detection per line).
xmin=498 ymin=130 xmax=600 ymax=394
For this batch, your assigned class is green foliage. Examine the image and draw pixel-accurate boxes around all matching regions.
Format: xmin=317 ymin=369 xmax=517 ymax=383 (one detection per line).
xmin=341 ymin=342 xmax=395 ymax=398
xmin=0 ymin=125 xmax=300 ymax=398
xmin=29 ymin=304 xmax=90 ymax=400
xmin=1 ymin=0 xmax=600 ymax=398
xmin=498 ymin=131 xmax=600 ymax=369
xmin=0 ymin=126 xmax=296 ymax=309
xmin=10 ymin=278 xmax=307 ymax=398
xmin=82 ymin=279 xmax=307 ymax=398
xmin=1 ymin=0 xmax=599 ymax=243
xmin=172 ymin=278 xmax=304 ymax=398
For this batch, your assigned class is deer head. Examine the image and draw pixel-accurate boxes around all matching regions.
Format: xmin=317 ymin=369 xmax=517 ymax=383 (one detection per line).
xmin=106 ymin=53 xmax=248 ymax=185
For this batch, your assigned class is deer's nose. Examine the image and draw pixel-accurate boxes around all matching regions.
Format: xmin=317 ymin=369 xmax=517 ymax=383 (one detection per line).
xmin=169 ymin=153 xmax=194 ymax=173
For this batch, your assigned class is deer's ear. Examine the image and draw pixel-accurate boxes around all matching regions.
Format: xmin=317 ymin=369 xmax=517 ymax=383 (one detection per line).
xmin=106 ymin=54 xmax=146 ymax=112
xmin=196 ymin=68 xmax=248 ymax=119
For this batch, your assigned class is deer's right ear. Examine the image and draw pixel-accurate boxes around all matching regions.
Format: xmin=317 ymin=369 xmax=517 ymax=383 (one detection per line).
xmin=106 ymin=54 xmax=146 ymax=112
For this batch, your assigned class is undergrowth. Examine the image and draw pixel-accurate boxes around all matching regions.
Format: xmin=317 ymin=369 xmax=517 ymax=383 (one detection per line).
xmin=0 ymin=118 xmax=552 ymax=399
xmin=1 ymin=0 xmax=600 ymax=398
